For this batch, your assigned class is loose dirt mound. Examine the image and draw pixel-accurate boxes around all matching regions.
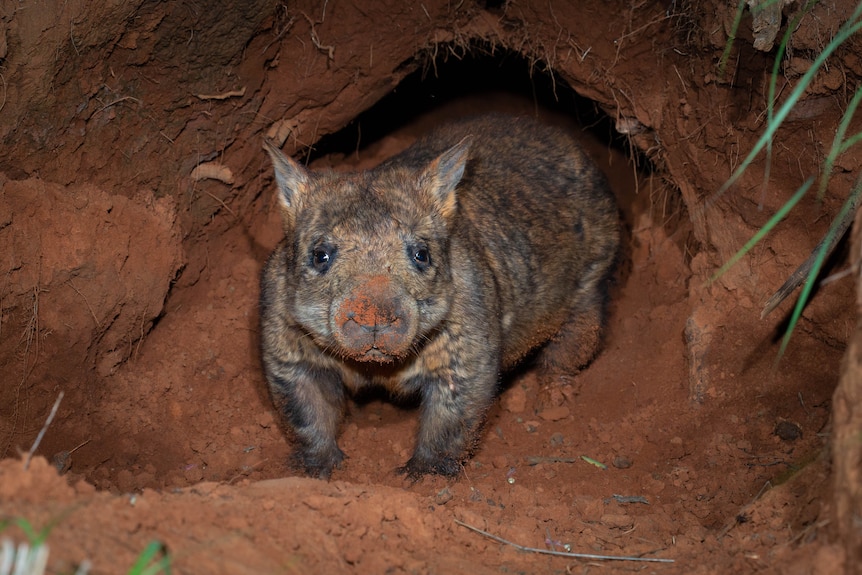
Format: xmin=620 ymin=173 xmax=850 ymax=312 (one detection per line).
xmin=1 ymin=0 xmax=860 ymax=573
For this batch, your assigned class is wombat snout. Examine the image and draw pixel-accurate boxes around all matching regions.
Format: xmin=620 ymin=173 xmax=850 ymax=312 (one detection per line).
xmin=332 ymin=275 xmax=416 ymax=362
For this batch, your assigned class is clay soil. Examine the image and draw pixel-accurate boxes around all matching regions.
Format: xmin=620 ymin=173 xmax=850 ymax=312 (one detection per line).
xmin=1 ymin=1 xmax=861 ymax=573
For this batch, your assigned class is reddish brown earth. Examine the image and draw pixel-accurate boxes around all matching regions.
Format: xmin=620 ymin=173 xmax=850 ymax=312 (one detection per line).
xmin=0 ymin=1 xmax=860 ymax=573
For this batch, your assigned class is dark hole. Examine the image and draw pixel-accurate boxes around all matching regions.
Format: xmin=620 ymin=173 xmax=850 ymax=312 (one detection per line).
xmin=301 ymin=40 xmax=652 ymax=175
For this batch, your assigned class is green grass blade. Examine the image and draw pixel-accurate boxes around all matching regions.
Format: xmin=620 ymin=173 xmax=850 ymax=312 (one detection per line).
xmin=778 ymin=175 xmax=862 ymax=358
xmin=760 ymin=1 xmax=820 ymax=205
xmin=839 ymin=130 xmax=862 ymax=154
xmin=818 ymin=84 xmax=862 ymax=198
xmin=719 ymin=0 xmax=748 ymax=79
xmin=716 ymin=4 xmax=862 ymax=199
xmin=709 ymin=177 xmax=814 ymax=284
xmin=12 ymin=518 xmax=53 ymax=547
xmin=767 ymin=0 xmax=819 ymax=123
xmin=128 ymin=540 xmax=171 ymax=575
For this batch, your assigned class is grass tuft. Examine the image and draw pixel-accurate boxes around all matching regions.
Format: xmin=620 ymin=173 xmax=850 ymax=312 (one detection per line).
xmin=713 ymin=0 xmax=862 ymax=360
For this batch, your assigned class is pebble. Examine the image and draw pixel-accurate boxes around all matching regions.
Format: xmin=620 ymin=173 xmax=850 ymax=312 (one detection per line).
xmin=775 ymin=420 xmax=802 ymax=441
xmin=612 ymin=455 xmax=633 ymax=469
xmin=601 ymin=513 xmax=634 ymax=529
xmin=538 ymin=406 xmax=570 ymax=421
xmin=434 ymin=487 xmax=454 ymax=505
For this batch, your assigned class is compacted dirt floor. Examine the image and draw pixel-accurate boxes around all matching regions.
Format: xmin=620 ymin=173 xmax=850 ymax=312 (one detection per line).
xmin=0 ymin=1 xmax=859 ymax=573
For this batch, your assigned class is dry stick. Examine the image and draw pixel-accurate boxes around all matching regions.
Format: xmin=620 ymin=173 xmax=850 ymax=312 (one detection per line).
xmin=0 ymin=72 xmax=7 ymax=114
xmin=298 ymin=11 xmax=334 ymax=62
xmin=525 ymin=456 xmax=578 ymax=465
xmin=68 ymin=279 xmax=100 ymax=328
xmin=24 ymin=391 xmax=64 ymax=471
xmin=761 ymin=189 xmax=861 ymax=318
xmin=203 ymin=190 xmax=236 ymax=216
xmin=453 ymin=519 xmax=674 ymax=563
xmin=195 ymin=87 xmax=246 ymax=101
xmin=96 ymin=96 xmax=141 ymax=114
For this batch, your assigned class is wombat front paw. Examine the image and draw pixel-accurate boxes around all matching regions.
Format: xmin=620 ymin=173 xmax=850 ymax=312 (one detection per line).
xmin=291 ymin=445 xmax=345 ymax=479
xmin=398 ymin=454 xmax=462 ymax=480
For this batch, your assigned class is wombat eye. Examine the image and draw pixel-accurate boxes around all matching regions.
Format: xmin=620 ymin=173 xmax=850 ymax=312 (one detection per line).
xmin=411 ymin=246 xmax=431 ymax=270
xmin=310 ymin=245 xmax=335 ymax=273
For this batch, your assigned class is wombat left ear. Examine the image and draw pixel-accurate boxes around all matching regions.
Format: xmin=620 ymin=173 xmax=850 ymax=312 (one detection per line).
xmin=262 ymin=137 xmax=309 ymax=213
xmin=423 ymin=136 xmax=471 ymax=220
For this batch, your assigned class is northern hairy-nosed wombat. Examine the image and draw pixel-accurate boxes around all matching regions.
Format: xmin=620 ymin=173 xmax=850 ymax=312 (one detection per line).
xmin=260 ymin=114 xmax=619 ymax=479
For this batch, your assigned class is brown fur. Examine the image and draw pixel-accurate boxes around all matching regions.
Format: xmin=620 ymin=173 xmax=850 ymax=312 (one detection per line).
xmin=260 ymin=114 xmax=619 ymax=478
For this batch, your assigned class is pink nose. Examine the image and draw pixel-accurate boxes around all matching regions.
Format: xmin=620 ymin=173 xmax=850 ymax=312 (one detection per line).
xmin=333 ymin=276 xmax=411 ymax=361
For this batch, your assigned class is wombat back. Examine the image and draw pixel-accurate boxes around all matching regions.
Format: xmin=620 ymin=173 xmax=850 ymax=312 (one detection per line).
xmin=385 ymin=115 xmax=619 ymax=367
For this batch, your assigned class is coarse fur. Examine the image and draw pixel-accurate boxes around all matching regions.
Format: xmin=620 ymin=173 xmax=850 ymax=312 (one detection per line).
xmin=260 ymin=114 xmax=619 ymax=479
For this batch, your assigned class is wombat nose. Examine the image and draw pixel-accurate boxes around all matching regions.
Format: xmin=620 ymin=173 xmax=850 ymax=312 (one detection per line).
xmin=333 ymin=276 xmax=414 ymax=361
xmin=344 ymin=309 xmax=400 ymax=333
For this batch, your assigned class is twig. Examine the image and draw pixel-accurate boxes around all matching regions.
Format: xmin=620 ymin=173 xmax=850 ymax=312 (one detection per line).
xmin=261 ymin=11 xmax=296 ymax=55
xmin=525 ymin=456 xmax=577 ymax=465
xmin=25 ymin=391 xmax=64 ymax=470
xmin=68 ymin=280 xmax=100 ymax=328
xmin=70 ymin=19 xmax=81 ymax=56
xmin=299 ymin=11 xmax=335 ymax=62
xmin=67 ymin=439 xmax=91 ymax=455
xmin=320 ymin=0 xmax=329 ymax=21
xmin=761 ymin=180 xmax=861 ymax=318
xmin=227 ymin=459 xmax=268 ymax=484
xmin=453 ymin=519 xmax=674 ymax=563
xmin=203 ymin=190 xmax=236 ymax=216
xmin=96 ymin=96 xmax=141 ymax=114
xmin=195 ymin=87 xmax=246 ymax=101
xmin=0 ymin=72 xmax=7 ymax=114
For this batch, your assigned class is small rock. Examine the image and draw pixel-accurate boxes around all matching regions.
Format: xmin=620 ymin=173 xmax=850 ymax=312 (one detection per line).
xmin=52 ymin=451 xmax=73 ymax=474
xmin=612 ymin=455 xmax=633 ymax=469
xmin=501 ymin=385 xmax=527 ymax=413
xmin=775 ymin=420 xmax=802 ymax=441
xmin=435 ymin=487 xmax=454 ymax=505
xmin=668 ymin=436 xmax=686 ymax=459
xmin=538 ymin=406 xmax=570 ymax=421
xmin=601 ymin=513 xmax=634 ymax=529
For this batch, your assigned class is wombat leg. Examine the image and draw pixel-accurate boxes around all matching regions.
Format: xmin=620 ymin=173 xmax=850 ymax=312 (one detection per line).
xmin=267 ymin=361 xmax=347 ymax=479
xmin=536 ymin=303 xmax=604 ymax=409
xmin=399 ymin=373 xmax=495 ymax=479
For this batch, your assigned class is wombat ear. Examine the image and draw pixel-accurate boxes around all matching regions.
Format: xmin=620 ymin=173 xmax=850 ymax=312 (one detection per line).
xmin=422 ymin=136 xmax=471 ymax=220
xmin=262 ymin=137 xmax=309 ymax=212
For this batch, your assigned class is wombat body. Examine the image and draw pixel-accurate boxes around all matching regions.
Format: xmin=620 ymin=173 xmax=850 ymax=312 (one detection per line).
xmin=260 ymin=114 xmax=619 ymax=478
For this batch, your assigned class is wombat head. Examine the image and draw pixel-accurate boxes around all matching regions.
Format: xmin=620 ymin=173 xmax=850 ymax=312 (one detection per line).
xmin=263 ymin=137 xmax=470 ymax=364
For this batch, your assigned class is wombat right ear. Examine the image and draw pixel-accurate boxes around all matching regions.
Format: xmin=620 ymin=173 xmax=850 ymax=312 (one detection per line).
xmin=422 ymin=136 xmax=471 ymax=221
xmin=262 ymin=137 xmax=309 ymax=212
